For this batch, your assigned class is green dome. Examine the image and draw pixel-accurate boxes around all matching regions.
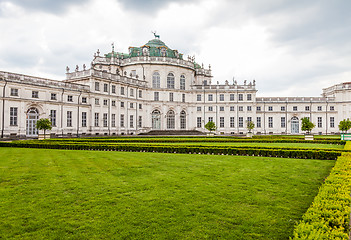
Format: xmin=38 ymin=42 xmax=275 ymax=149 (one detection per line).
xmin=144 ymin=39 xmax=169 ymax=49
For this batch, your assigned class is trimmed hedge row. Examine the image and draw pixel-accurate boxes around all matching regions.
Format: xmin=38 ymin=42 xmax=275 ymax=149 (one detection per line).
xmin=291 ymin=144 xmax=351 ymax=239
xmin=43 ymin=137 xmax=345 ymax=145
xmin=0 ymin=141 xmax=341 ymax=160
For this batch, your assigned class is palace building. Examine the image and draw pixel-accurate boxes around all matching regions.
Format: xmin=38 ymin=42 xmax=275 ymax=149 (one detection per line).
xmin=0 ymin=36 xmax=350 ymax=138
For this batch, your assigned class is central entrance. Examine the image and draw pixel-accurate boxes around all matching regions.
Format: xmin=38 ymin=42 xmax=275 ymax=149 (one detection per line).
xmin=26 ymin=108 xmax=39 ymax=136
xmin=291 ymin=117 xmax=299 ymax=134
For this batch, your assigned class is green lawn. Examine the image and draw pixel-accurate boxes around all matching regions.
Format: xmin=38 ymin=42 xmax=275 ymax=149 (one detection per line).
xmin=0 ymin=148 xmax=335 ymax=239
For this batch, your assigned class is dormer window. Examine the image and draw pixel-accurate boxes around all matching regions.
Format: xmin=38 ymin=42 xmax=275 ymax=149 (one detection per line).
xmin=142 ymin=47 xmax=149 ymax=56
xmin=160 ymin=48 xmax=167 ymax=57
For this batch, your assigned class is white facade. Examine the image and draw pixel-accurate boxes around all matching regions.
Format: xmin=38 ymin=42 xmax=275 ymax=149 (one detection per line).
xmin=0 ymin=37 xmax=349 ymax=138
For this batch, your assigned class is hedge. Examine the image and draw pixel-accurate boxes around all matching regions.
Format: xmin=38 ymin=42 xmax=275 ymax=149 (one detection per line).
xmin=0 ymin=141 xmax=342 ymax=160
xmin=291 ymin=142 xmax=351 ymax=239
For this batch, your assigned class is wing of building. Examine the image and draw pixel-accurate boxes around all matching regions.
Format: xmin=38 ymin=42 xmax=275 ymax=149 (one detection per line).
xmin=0 ymin=37 xmax=349 ymax=138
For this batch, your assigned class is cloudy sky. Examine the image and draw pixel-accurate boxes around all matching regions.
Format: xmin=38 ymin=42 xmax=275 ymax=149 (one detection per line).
xmin=0 ymin=0 xmax=350 ymax=96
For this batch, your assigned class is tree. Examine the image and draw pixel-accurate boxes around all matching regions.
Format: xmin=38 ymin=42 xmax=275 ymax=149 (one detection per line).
xmin=301 ymin=117 xmax=315 ymax=134
xmin=246 ymin=120 xmax=255 ymax=133
xmin=36 ymin=118 xmax=52 ymax=139
xmin=205 ymin=121 xmax=217 ymax=134
xmin=338 ymin=119 xmax=351 ymax=133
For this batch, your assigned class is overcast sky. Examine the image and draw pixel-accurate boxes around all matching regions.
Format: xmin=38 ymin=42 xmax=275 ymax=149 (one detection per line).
xmin=1 ymin=0 xmax=350 ymax=96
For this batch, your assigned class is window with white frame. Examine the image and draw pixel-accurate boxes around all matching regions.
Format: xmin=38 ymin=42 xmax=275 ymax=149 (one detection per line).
xmin=293 ymin=106 xmax=298 ymax=111
xmin=247 ymin=106 xmax=252 ymax=111
xmin=120 ymin=114 xmax=124 ymax=127
xmin=82 ymin=97 xmax=87 ymax=103
xmin=95 ymin=82 xmax=99 ymax=91
xmin=208 ymin=117 xmax=213 ymax=123
xmin=94 ymin=113 xmax=99 ymax=127
xmin=268 ymin=106 xmax=273 ymax=111
xmin=238 ymin=94 xmax=243 ymax=101
xmin=139 ymin=90 xmax=142 ymax=98
xmin=50 ymin=110 xmax=56 ymax=126
xmin=67 ymin=111 xmax=72 ymax=127
xmin=230 ymin=106 xmax=235 ymax=111
xmin=130 ymin=88 xmax=134 ymax=97
xmin=182 ymin=94 xmax=185 ymax=103
xmin=281 ymin=106 xmax=285 ymax=111
xmin=281 ymin=117 xmax=286 ymax=128
xmin=180 ymin=110 xmax=186 ymax=129
xmin=208 ymin=94 xmax=213 ymax=101
xmin=32 ymin=91 xmax=38 ymax=98
xmin=208 ymin=106 xmax=213 ymax=111
xmin=166 ymin=110 xmax=175 ymax=129
xmin=130 ymin=103 xmax=134 ymax=108
xmin=318 ymin=106 xmax=322 ymax=111
xmin=152 ymin=72 xmax=160 ymax=88
xmin=95 ymin=98 xmax=99 ymax=105
xmin=256 ymin=106 xmax=261 ymax=111
xmin=330 ymin=117 xmax=334 ymax=128
xmin=130 ymin=115 xmax=134 ymax=128
xmin=111 ymin=114 xmax=116 ymax=127
xmin=230 ymin=94 xmax=234 ymax=101
xmin=103 ymin=83 xmax=108 ymax=92
xmin=197 ymin=94 xmax=201 ymax=101
xmin=167 ymin=73 xmax=175 ymax=89
xmin=169 ymin=92 xmax=174 ymax=102
xmin=112 ymin=85 xmax=116 ymax=93
xmin=139 ymin=104 xmax=142 ymax=109
xmin=67 ymin=95 xmax=73 ymax=102
xmin=10 ymin=107 xmax=17 ymax=126
xmin=10 ymin=88 xmax=18 ymax=96
xmin=305 ymin=106 xmax=310 ymax=111
xmin=219 ymin=94 xmax=224 ymax=101
xmin=197 ymin=117 xmax=202 ymax=128
xmin=220 ymin=117 xmax=224 ymax=128
xmin=238 ymin=106 xmax=243 ymax=111
xmin=247 ymin=94 xmax=252 ymax=101
xmin=220 ymin=106 xmax=224 ymax=111
xmin=112 ymin=100 xmax=116 ymax=106
xmin=230 ymin=117 xmax=235 ymax=128
xmin=238 ymin=117 xmax=243 ymax=127
xmin=82 ymin=112 xmax=87 ymax=127
xmin=154 ymin=92 xmax=159 ymax=101
xmin=103 ymin=99 xmax=108 ymax=106
xmin=121 ymin=87 xmax=125 ymax=95
xmin=256 ymin=117 xmax=261 ymax=128
xmin=121 ymin=102 xmax=124 ymax=108
xmin=180 ymin=75 xmax=185 ymax=90
xmin=103 ymin=113 xmax=108 ymax=127
xmin=318 ymin=117 xmax=322 ymax=127
xmin=197 ymin=106 xmax=201 ymax=111
xmin=51 ymin=93 xmax=57 ymax=100
xmin=138 ymin=116 xmax=142 ymax=128
xmin=330 ymin=106 xmax=334 ymax=111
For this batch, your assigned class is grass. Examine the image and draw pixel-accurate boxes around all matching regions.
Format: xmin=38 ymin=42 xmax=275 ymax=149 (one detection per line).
xmin=0 ymin=147 xmax=335 ymax=239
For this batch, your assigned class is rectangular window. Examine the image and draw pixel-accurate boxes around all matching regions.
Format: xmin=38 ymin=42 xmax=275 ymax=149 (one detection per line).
xmin=256 ymin=117 xmax=261 ymax=128
xmin=208 ymin=117 xmax=213 ymax=123
xmin=112 ymin=100 xmax=116 ymax=106
xmin=330 ymin=106 xmax=334 ymax=111
xmin=139 ymin=90 xmax=142 ymax=98
xmin=247 ymin=106 xmax=252 ymax=111
xmin=268 ymin=117 xmax=273 ymax=128
xmin=130 ymin=103 xmax=133 ymax=108
xmin=82 ymin=112 xmax=87 ymax=127
xmin=219 ymin=94 xmax=224 ymax=101
xmin=197 ymin=94 xmax=201 ymax=101
xmin=220 ymin=117 xmax=224 ymax=128
xmin=281 ymin=117 xmax=286 ymax=128
xmin=130 ymin=115 xmax=134 ymax=128
xmin=51 ymin=93 xmax=57 ymax=100
xmin=281 ymin=106 xmax=285 ymax=111
xmin=103 ymin=113 xmax=108 ymax=127
xmin=247 ymin=94 xmax=252 ymax=101
xmin=197 ymin=117 xmax=202 ymax=128
xmin=293 ymin=106 xmax=297 ymax=111
xmin=139 ymin=104 xmax=142 ymax=109
xmin=208 ymin=106 xmax=213 ymax=111
xmin=111 ymin=85 xmax=116 ymax=93
xmin=121 ymin=102 xmax=124 ymax=108
xmin=238 ymin=94 xmax=243 ymax=101
xmin=121 ymin=87 xmax=125 ymax=95
xmin=95 ymin=82 xmax=100 ymax=91
xmin=229 ymin=94 xmax=234 ymax=101
xmin=111 ymin=114 xmax=116 ymax=127
xmin=104 ymin=83 xmax=108 ymax=92
xmin=154 ymin=92 xmax=159 ymax=101
xmin=256 ymin=106 xmax=261 ymax=111
xmin=305 ymin=106 xmax=310 ymax=111
xmin=67 ymin=95 xmax=73 ymax=102
xmin=50 ymin=110 xmax=56 ymax=127
xmin=318 ymin=117 xmax=322 ymax=128
xmin=169 ymin=92 xmax=174 ymax=102
xmin=208 ymin=94 xmax=213 ymax=101
xmin=10 ymin=88 xmax=18 ymax=96
xmin=230 ymin=106 xmax=235 ymax=111
xmin=238 ymin=106 xmax=243 ymax=111
xmin=318 ymin=106 xmax=322 ymax=111
xmin=94 ymin=113 xmax=99 ymax=127
xmin=95 ymin=98 xmax=99 ymax=105
xmin=330 ymin=117 xmax=334 ymax=128
xmin=239 ymin=117 xmax=243 ymax=127
xmin=197 ymin=106 xmax=201 ymax=111
xmin=120 ymin=114 xmax=124 ymax=127
xmin=130 ymin=88 xmax=134 ymax=97
xmin=82 ymin=97 xmax=87 ymax=103
xmin=10 ymin=107 xmax=17 ymax=126
xmin=182 ymin=94 xmax=185 ymax=103
xmin=138 ymin=116 xmax=142 ymax=128
xmin=67 ymin=111 xmax=72 ymax=127
xmin=220 ymin=106 xmax=224 ymax=111
xmin=32 ymin=91 xmax=38 ymax=98
xmin=268 ymin=106 xmax=273 ymax=111
xmin=230 ymin=117 xmax=235 ymax=128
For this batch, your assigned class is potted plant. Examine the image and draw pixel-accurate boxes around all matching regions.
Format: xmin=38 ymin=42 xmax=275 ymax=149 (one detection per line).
xmin=301 ymin=117 xmax=315 ymax=140
xmin=246 ymin=120 xmax=255 ymax=138
xmin=339 ymin=119 xmax=351 ymax=140
xmin=205 ymin=121 xmax=217 ymax=137
xmin=36 ymin=118 xmax=52 ymax=140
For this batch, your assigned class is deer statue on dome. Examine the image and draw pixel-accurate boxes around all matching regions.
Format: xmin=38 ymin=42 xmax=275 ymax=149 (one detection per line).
xmin=152 ymin=31 xmax=160 ymax=39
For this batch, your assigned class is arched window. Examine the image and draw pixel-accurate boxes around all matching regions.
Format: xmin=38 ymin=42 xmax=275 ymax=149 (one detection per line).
xmin=167 ymin=73 xmax=175 ymax=89
xmin=152 ymin=110 xmax=161 ymax=129
xmin=180 ymin=75 xmax=185 ymax=90
xmin=166 ymin=110 xmax=175 ymax=129
xmin=291 ymin=117 xmax=299 ymax=134
xmin=26 ymin=108 xmax=39 ymax=136
xmin=180 ymin=110 xmax=186 ymax=129
xmin=152 ymin=72 xmax=160 ymax=88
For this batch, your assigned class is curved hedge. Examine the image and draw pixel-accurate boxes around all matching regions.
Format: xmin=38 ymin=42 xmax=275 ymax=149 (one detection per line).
xmin=291 ymin=143 xmax=351 ymax=239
